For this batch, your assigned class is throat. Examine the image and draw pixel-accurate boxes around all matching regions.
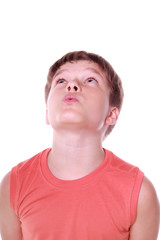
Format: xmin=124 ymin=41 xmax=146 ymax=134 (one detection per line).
xmin=47 ymin=148 xmax=105 ymax=181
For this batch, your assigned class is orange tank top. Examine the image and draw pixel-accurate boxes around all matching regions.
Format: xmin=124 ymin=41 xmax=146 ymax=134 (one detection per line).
xmin=10 ymin=148 xmax=144 ymax=240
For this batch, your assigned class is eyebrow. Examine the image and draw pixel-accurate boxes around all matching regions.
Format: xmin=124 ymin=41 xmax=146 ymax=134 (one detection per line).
xmin=53 ymin=67 xmax=104 ymax=79
xmin=85 ymin=68 xmax=104 ymax=78
xmin=53 ymin=69 xmax=68 ymax=78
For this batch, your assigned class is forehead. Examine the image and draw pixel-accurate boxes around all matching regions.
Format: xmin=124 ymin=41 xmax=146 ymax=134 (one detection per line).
xmin=53 ymin=60 xmax=106 ymax=78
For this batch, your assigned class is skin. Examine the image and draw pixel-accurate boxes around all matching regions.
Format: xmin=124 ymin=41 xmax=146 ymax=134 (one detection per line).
xmin=0 ymin=60 xmax=159 ymax=239
xmin=46 ymin=61 xmax=118 ymax=179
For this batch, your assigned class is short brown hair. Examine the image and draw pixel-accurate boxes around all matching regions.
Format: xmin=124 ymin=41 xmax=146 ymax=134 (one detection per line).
xmin=45 ymin=51 xmax=124 ymax=136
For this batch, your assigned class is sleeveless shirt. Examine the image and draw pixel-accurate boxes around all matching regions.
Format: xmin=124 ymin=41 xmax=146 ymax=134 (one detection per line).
xmin=10 ymin=148 xmax=144 ymax=240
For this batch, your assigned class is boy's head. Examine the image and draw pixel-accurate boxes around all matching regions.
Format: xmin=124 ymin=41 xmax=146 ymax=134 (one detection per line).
xmin=45 ymin=51 xmax=124 ymax=137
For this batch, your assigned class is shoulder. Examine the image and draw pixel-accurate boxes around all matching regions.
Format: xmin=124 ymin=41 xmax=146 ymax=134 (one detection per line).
xmin=0 ymin=172 xmax=12 ymax=218
xmin=138 ymin=176 xmax=160 ymax=225
xmin=0 ymin=172 xmax=11 ymax=202
xmin=0 ymin=172 xmax=11 ymax=213
xmin=0 ymin=172 xmax=22 ymax=239
xmin=0 ymin=172 xmax=10 ymax=201
xmin=11 ymin=149 xmax=49 ymax=176
xmin=130 ymin=175 xmax=160 ymax=240
xmin=139 ymin=176 xmax=159 ymax=205
xmin=106 ymin=149 xmax=142 ymax=176
xmin=0 ymin=172 xmax=13 ymax=218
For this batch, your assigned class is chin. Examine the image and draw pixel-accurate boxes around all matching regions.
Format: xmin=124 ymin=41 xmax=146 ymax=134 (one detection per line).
xmin=58 ymin=111 xmax=84 ymax=122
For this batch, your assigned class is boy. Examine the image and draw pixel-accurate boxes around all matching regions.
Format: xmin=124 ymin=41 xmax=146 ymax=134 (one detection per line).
xmin=0 ymin=51 xmax=159 ymax=239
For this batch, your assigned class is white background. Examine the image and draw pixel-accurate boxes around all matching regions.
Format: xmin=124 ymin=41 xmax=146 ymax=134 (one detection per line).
xmin=0 ymin=0 xmax=159 ymax=236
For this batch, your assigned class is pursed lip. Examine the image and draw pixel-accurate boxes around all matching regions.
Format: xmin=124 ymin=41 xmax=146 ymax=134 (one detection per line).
xmin=63 ymin=94 xmax=79 ymax=104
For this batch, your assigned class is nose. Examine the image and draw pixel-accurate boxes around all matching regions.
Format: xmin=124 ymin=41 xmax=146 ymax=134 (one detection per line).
xmin=66 ymin=80 xmax=81 ymax=92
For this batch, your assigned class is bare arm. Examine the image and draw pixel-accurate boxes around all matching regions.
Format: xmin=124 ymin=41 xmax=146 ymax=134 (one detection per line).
xmin=130 ymin=176 xmax=160 ymax=240
xmin=0 ymin=172 xmax=22 ymax=240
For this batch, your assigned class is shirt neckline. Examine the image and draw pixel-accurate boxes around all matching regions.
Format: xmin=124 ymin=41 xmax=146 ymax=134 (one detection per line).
xmin=40 ymin=148 xmax=110 ymax=189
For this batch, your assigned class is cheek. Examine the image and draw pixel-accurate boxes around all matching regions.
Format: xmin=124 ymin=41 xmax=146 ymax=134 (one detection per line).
xmin=92 ymin=92 xmax=109 ymax=111
xmin=98 ymin=97 xmax=110 ymax=121
xmin=46 ymin=94 xmax=58 ymax=121
xmin=47 ymin=89 xmax=60 ymax=108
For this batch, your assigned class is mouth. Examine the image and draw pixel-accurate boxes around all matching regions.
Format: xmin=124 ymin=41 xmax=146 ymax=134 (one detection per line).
xmin=63 ymin=94 xmax=79 ymax=104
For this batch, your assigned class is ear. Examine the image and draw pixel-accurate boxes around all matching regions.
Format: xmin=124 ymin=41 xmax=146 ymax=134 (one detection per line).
xmin=46 ymin=109 xmax=50 ymax=125
xmin=105 ymin=107 xmax=119 ymax=126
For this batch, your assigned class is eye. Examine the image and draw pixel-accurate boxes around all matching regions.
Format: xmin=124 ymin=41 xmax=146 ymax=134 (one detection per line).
xmin=56 ymin=78 xmax=67 ymax=84
xmin=86 ymin=77 xmax=98 ymax=84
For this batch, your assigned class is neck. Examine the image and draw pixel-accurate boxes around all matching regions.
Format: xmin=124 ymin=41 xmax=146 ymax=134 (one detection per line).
xmin=48 ymin=130 xmax=105 ymax=180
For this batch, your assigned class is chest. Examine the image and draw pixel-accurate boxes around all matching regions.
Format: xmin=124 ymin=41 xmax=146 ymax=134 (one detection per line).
xmin=18 ymin=183 xmax=130 ymax=240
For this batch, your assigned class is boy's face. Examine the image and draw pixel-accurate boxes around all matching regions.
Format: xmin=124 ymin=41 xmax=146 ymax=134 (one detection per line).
xmin=46 ymin=60 xmax=117 ymax=136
